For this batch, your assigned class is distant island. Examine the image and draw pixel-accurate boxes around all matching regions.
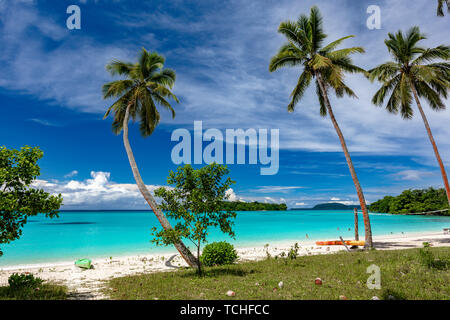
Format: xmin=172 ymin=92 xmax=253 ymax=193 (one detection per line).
xmin=290 ymin=203 xmax=361 ymax=210
xmin=222 ymin=201 xmax=287 ymax=211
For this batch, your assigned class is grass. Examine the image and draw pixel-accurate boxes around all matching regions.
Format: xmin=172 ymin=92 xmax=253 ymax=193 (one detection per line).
xmin=0 ymin=282 xmax=67 ymax=300
xmin=106 ymin=247 xmax=450 ymax=300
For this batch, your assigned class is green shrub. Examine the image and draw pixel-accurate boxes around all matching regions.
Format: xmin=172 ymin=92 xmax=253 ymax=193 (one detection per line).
xmin=8 ymin=273 xmax=43 ymax=290
xmin=288 ymin=243 xmax=300 ymax=260
xmin=200 ymin=241 xmax=238 ymax=267
xmin=418 ymin=249 xmax=449 ymax=270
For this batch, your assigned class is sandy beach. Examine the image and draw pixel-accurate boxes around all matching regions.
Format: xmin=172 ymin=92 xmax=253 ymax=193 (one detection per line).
xmin=0 ymin=230 xmax=448 ymax=299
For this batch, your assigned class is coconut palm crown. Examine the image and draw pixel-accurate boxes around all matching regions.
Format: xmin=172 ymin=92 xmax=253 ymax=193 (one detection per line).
xmin=368 ymin=27 xmax=450 ymax=206
xmin=368 ymin=27 xmax=450 ymax=119
xmin=103 ymin=48 xmax=179 ymax=136
xmin=269 ymin=6 xmax=366 ymax=114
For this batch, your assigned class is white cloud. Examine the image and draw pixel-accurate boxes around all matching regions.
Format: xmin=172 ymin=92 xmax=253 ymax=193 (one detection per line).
xmin=392 ymin=170 xmax=434 ymax=181
xmin=225 ymin=188 xmax=238 ymax=202
xmin=251 ymin=186 xmax=305 ymax=193
xmin=0 ymin=0 xmax=448 ymax=168
xmin=31 ymin=171 xmax=162 ymax=210
xmin=295 ymin=202 xmax=306 ymax=206
xmin=63 ymin=170 xmax=79 ymax=178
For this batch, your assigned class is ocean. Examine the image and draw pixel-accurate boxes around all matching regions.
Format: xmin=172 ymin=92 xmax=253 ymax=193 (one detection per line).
xmin=1 ymin=210 xmax=449 ymax=267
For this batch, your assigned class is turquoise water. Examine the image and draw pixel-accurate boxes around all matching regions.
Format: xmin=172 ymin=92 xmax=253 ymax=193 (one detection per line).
xmin=1 ymin=210 xmax=449 ymax=267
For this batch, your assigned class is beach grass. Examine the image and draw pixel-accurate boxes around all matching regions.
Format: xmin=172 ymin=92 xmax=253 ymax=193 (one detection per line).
xmin=105 ymin=247 xmax=449 ymax=300
xmin=0 ymin=282 xmax=67 ymax=300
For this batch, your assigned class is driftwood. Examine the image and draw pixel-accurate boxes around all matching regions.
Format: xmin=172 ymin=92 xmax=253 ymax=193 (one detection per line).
xmin=339 ymin=236 xmax=351 ymax=252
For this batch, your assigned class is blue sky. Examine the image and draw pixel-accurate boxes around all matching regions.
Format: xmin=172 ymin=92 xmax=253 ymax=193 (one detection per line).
xmin=0 ymin=0 xmax=449 ymax=209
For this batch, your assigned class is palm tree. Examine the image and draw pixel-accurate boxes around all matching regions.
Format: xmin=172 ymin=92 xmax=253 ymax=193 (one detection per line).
xmin=368 ymin=27 xmax=450 ymax=206
xmin=269 ymin=6 xmax=374 ymax=248
xmin=437 ymin=0 xmax=450 ymax=16
xmin=102 ymin=48 xmax=199 ymax=268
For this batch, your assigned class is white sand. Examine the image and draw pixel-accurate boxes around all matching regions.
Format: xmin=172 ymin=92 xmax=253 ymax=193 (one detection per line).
xmin=0 ymin=230 xmax=448 ymax=299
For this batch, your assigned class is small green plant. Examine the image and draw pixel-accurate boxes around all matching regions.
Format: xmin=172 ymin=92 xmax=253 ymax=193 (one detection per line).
xmin=422 ymin=242 xmax=431 ymax=248
xmin=288 ymin=243 xmax=300 ymax=260
xmin=200 ymin=241 xmax=238 ymax=267
xmin=8 ymin=273 xmax=43 ymax=290
xmin=418 ymin=249 xmax=449 ymax=270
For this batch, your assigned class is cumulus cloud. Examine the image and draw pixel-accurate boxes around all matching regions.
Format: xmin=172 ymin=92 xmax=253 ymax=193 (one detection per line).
xmin=31 ymin=171 xmax=162 ymax=210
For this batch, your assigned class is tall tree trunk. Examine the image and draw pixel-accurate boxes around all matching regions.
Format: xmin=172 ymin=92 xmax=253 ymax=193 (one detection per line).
xmin=410 ymin=83 xmax=450 ymax=206
xmin=354 ymin=208 xmax=359 ymax=241
xmin=316 ymin=73 xmax=373 ymax=248
xmin=122 ymin=103 xmax=199 ymax=268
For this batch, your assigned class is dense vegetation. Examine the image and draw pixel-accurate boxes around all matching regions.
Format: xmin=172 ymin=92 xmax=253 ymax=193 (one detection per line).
xmin=0 ymin=146 xmax=63 ymax=257
xmin=106 ymin=247 xmax=449 ymax=300
xmin=369 ymin=188 xmax=449 ymax=215
xmin=0 ymin=274 xmax=67 ymax=300
xmin=221 ymin=201 xmax=287 ymax=211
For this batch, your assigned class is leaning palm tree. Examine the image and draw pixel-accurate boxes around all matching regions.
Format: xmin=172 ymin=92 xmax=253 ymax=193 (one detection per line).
xmin=437 ymin=0 xmax=450 ymax=16
xmin=269 ymin=6 xmax=374 ymax=248
xmin=368 ymin=27 xmax=450 ymax=206
xmin=102 ymin=48 xmax=199 ymax=268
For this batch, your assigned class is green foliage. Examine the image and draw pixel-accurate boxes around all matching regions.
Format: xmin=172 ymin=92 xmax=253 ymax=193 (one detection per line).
xmin=220 ymin=201 xmax=287 ymax=211
xmin=8 ymin=273 xmax=43 ymax=290
xmin=102 ymin=48 xmax=179 ymax=137
xmin=288 ymin=243 xmax=300 ymax=260
xmin=368 ymin=27 xmax=450 ymax=119
xmin=418 ymin=248 xmax=449 ymax=270
xmin=152 ymin=163 xmax=237 ymax=272
xmin=1 ymin=274 xmax=67 ymax=300
xmin=369 ymin=187 xmax=449 ymax=214
xmin=200 ymin=241 xmax=238 ymax=267
xmin=0 ymin=146 xmax=63 ymax=257
xmin=269 ymin=6 xmax=366 ymax=114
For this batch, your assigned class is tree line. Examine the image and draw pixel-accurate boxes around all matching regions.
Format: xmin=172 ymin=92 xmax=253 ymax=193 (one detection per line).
xmin=369 ymin=188 xmax=450 ymax=215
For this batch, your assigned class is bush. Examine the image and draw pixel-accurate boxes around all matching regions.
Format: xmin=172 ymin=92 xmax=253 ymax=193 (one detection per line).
xmin=8 ymin=273 xmax=43 ymax=290
xmin=288 ymin=243 xmax=300 ymax=260
xmin=200 ymin=241 xmax=238 ymax=267
xmin=418 ymin=249 xmax=449 ymax=270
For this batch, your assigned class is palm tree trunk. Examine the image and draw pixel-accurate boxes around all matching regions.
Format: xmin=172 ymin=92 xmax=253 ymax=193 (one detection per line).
xmin=354 ymin=208 xmax=359 ymax=241
xmin=122 ymin=103 xmax=199 ymax=268
xmin=316 ymin=73 xmax=373 ymax=248
xmin=410 ymin=83 xmax=450 ymax=206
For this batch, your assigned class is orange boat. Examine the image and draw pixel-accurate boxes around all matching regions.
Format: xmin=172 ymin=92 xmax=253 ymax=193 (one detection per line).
xmin=316 ymin=240 xmax=365 ymax=246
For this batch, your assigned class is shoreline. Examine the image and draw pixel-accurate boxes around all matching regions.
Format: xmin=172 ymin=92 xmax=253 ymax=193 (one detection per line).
xmin=0 ymin=228 xmax=445 ymax=270
xmin=0 ymin=230 xmax=449 ymax=299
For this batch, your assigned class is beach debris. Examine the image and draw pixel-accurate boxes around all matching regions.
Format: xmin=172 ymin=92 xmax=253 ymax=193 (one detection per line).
xmin=226 ymin=290 xmax=236 ymax=297
xmin=339 ymin=295 xmax=347 ymax=300
xmin=314 ymin=278 xmax=322 ymax=285
xmin=371 ymin=296 xmax=380 ymax=300
xmin=278 ymin=281 xmax=284 ymax=289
